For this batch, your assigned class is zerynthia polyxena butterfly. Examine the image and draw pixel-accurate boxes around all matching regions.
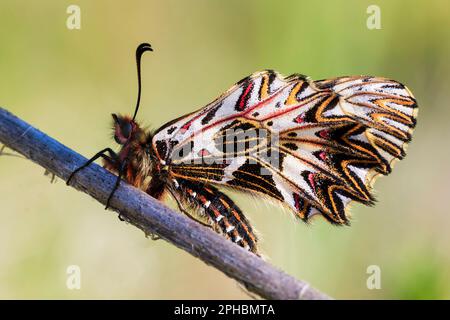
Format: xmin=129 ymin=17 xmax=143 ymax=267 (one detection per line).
xmin=67 ymin=43 xmax=418 ymax=255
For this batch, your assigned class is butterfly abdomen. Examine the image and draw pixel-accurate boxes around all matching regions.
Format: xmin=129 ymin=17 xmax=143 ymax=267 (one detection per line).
xmin=175 ymin=179 xmax=259 ymax=254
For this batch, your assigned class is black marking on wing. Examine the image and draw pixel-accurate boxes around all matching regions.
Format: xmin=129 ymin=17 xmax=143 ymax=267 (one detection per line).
xmin=155 ymin=140 xmax=168 ymax=159
xmin=201 ymin=102 xmax=222 ymax=125
xmin=227 ymin=160 xmax=284 ymax=201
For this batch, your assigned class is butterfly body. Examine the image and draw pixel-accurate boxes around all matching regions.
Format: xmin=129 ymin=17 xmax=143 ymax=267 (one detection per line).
xmin=105 ymin=113 xmax=260 ymax=253
xmin=67 ymin=44 xmax=417 ymax=255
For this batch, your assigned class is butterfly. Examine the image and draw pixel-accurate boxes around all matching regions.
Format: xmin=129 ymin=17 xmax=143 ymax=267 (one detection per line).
xmin=67 ymin=43 xmax=418 ymax=255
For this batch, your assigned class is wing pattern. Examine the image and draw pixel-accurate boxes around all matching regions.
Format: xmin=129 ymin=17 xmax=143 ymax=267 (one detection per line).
xmin=152 ymin=71 xmax=418 ymax=224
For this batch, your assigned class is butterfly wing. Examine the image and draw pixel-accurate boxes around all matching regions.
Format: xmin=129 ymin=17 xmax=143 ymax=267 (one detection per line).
xmin=152 ymin=71 xmax=417 ymax=224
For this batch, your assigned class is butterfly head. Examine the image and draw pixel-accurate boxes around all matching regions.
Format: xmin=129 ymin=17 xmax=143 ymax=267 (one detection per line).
xmin=111 ymin=114 xmax=138 ymax=145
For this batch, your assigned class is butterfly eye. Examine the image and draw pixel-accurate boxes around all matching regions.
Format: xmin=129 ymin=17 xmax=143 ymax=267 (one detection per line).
xmin=121 ymin=122 xmax=132 ymax=139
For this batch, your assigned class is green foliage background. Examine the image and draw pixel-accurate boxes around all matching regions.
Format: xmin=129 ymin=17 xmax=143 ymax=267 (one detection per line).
xmin=0 ymin=0 xmax=449 ymax=299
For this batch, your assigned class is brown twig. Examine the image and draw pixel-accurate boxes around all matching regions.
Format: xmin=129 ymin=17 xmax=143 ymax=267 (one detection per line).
xmin=0 ymin=107 xmax=331 ymax=300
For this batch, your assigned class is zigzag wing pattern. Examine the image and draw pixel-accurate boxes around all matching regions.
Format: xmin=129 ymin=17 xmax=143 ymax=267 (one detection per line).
xmin=152 ymin=71 xmax=418 ymax=224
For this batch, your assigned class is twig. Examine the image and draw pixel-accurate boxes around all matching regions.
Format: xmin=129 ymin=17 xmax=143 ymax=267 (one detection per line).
xmin=0 ymin=107 xmax=331 ymax=300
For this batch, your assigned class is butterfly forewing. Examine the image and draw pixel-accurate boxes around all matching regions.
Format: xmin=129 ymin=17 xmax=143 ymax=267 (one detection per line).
xmin=152 ymin=70 xmax=417 ymax=224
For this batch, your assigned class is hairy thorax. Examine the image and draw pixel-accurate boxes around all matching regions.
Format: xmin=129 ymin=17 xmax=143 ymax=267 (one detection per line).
xmin=104 ymin=129 xmax=155 ymax=191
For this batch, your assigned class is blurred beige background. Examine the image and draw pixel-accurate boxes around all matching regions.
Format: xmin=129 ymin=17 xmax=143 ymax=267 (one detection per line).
xmin=0 ymin=0 xmax=449 ymax=299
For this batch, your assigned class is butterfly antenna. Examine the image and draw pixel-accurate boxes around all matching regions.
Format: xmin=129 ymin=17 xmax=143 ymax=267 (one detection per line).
xmin=132 ymin=43 xmax=153 ymax=121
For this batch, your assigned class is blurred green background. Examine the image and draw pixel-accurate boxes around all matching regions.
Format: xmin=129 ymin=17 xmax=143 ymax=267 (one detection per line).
xmin=1 ymin=0 xmax=449 ymax=299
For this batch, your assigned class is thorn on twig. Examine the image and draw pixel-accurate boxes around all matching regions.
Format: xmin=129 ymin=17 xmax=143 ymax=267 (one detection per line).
xmin=44 ymin=169 xmax=58 ymax=184
xmin=0 ymin=144 xmax=26 ymax=159
xmin=145 ymin=233 xmax=161 ymax=241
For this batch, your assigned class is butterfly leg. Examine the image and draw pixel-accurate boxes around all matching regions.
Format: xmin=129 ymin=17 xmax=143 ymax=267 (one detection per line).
xmin=66 ymin=148 xmax=119 ymax=185
xmin=66 ymin=148 xmax=125 ymax=209
xmin=173 ymin=179 xmax=259 ymax=254
xmin=105 ymin=159 xmax=127 ymax=210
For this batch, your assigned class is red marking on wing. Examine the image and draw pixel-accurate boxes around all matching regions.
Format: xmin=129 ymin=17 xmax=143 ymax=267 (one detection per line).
xmin=293 ymin=193 xmax=302 ymax=211
xmin=237 ymin=82 xmax=254 ymax=110
xmin=308 ymin=173 xmax=316 ymax=192
xmin=294 ymin=113 xmax=305 ymax=123
xmin=180 ymin=121 xmax=192 ymax=133
xmin=198 ymin=149 xmax=211 ymax=157
xmin=319 ymin=130 xmax=330 ymax=140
